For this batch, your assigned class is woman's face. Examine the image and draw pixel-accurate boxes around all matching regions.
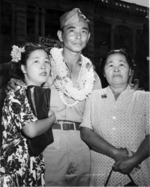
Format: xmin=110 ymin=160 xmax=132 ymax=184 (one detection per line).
xmin=104 ymin=53 xmax=131 ymax=87
xmin=21 ymin=49 xmax=50 ymax=86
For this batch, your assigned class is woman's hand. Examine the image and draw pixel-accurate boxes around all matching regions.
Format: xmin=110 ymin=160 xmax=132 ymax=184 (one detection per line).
xmin=113 ymin=135 xmax=150 ymax=174
xmin=113 ymin=156 xmax=137 ymax=174
xmin=7 ymin=78 xmax=24 ymax=91
xmin=113 ymin=147 xmax=129 ymax=162
xmin=48 ymin=109 xmax=56 ymax=122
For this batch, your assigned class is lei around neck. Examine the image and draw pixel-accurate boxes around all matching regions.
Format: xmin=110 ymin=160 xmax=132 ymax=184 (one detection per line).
xmin=50 ymin=47 xmax=95 ymax=107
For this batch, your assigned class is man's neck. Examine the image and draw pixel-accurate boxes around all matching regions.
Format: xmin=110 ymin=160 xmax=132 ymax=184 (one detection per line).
xmin=63 ymin=48 xmax=82 ymax=70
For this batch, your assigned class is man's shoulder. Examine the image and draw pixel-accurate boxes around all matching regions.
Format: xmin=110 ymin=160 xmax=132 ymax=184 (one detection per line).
xmin=93 ymin=71 xmax=102 ymax=89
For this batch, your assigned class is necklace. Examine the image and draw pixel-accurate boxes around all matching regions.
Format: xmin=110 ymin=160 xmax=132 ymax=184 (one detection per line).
xmin=50 ymin=47 xmax=95 ymax=107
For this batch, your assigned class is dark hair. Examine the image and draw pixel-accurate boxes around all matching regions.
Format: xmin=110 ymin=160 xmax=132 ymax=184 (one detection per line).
xmin=11 ymin=43 xmax=50 ymax=80
xmin=100 ymin=49 xmax=134 ymax=74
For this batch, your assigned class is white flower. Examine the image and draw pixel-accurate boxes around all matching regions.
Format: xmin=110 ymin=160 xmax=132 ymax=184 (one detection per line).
xmin=50 ymin=47 xmax=95 ymax=107
xmin=11 ymin=45 xmax=25 ymax=62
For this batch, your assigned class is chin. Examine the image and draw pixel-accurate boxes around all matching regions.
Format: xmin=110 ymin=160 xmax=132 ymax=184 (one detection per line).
xmin=38 ymin=79 xmax=47 ymax=84
xmin=72 ymin=45 xmax=84 ymax=52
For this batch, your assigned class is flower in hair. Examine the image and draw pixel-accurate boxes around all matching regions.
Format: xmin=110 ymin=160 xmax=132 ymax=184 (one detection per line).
xmin=11 ymin=45 xmax=25 ymax=62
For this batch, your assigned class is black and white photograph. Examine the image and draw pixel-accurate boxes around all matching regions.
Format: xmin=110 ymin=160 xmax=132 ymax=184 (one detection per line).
xmin=0 ymin=0 xmax=149 ymax=186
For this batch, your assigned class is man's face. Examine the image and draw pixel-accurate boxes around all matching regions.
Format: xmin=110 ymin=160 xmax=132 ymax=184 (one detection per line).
xmin=59 ymin=21 xmax=90 ymax=53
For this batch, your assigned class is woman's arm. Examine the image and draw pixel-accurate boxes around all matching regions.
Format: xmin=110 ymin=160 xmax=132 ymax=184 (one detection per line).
xmin=7 ymin=78 xmax=25 ymax=91
xmin=80 ymin=127 xmax=128 ymax=162
xmin=22 ymin=109 xmax=56 ymax=138
xmin=132 ymin=134 xmax=150 ymax=164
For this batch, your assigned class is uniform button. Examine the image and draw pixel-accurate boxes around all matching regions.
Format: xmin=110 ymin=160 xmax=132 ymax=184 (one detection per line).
xmin=112 ymin=116 xmax=116 ymax=119
xmin=112 ymin=127 xmax=116 ymax=131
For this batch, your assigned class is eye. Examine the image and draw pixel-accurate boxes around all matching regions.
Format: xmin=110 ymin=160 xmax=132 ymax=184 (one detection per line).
xmin=82 ymin=30 xmax=88 ymax=34
xmin=120 ymin=63 xmax=126 ymax=67
xmin=45 ymin=59 xmax=50 ymax=64
xmin=105 ymin=64 xmax=113 ymax=70
xmin=107 ymin=64 xmax=113 ymax=68
xmin=34 ymin=60 xmax=39 ymax=63
xmin=69 ymin=29 xmax=75 ymax=33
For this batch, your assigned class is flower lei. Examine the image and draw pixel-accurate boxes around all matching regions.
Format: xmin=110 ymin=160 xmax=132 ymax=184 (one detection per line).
xmin=11 ymin=45 xmax=25 ymax=62
xmin=50 ymin=47 xmax=95 ymax=107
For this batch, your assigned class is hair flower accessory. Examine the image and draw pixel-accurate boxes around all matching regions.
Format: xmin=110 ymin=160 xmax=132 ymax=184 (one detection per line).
xmin=11 ymin=45 xmax=25 ymax=62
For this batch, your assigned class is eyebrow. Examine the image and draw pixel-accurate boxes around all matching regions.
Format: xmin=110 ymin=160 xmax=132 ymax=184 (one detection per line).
xmin=32 ymin=56 xmax=41 ymax=59
xmin=32 ymin=56 xmax=48 ymax=60
xmin=66 ymin=26 xmax=89 ymax=31
xmin=106 ymin=61 xmax=113 ymax=65
xmin=118 ymin=59 xmax=127 ymax=63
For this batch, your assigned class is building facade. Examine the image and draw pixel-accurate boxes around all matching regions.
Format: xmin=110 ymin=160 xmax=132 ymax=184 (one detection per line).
xmin=0 ymin=0 xmax=149 ymax=89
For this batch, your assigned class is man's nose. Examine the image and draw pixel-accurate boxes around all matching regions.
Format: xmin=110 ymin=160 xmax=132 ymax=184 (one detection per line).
xmin=75 ymin=32 xmax=81 ymax=39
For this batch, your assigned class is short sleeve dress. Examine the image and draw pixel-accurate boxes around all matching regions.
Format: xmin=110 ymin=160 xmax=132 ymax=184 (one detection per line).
xmin=0 ymin=86 xmax=45 ymax=187
xmin=81 ymin=86 xmax=150 ymax=186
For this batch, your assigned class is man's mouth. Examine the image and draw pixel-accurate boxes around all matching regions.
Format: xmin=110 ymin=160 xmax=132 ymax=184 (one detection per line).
xmin=74 ymin=42 xmax=82 ymax=46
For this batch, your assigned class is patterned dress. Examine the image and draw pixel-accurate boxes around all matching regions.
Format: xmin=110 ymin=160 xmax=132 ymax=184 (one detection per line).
xmin=0 ymin=86 xmax=45 ymax=187
xmin=81 ymin=86 xmax=150 ymax=186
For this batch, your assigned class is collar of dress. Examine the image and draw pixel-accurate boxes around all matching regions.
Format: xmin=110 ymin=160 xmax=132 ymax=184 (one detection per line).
xmin=50 ymin=47 xmax=95 ymax=107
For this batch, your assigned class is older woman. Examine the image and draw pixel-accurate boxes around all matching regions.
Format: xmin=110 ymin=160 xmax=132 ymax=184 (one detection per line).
xmin=80 ymin=49 xmax=150 ymax=186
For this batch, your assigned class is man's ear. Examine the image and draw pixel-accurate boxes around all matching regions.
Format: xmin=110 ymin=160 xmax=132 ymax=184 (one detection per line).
xmin=21 ymin=64 xmax=26 ymax=74
xmin=129 ymin=68 xmax=132 ymax=77
xmin=57 ymin=30 xmax=63 ymax=42
xmin=87 ymin=33 xmax=91 ymax=42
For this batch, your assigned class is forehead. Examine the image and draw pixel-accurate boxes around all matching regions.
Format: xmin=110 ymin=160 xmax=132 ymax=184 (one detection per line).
xmin=29 ymin=49 xmax=48 ymax=58
xmin=63 ymin=21 xmax=89 ymax=31
xmin=106 ymin=53 xmax=127 ymax=62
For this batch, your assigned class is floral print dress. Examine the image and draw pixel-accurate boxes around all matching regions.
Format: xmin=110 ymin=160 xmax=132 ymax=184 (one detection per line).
xmin=0 ymin=86 xmax=45 ymax=187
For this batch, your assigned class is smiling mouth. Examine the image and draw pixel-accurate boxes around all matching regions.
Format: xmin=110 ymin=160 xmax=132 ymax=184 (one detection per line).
xmin=74 ymin=42 xmax=82 ymax=46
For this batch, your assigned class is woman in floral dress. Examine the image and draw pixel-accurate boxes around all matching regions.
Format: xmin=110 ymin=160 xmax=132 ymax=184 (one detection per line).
xmin=0 ymin=43 xmax=56 ymax=186
xmin=80 ymin=49 xmax=150 ymax=186
xmin=6 ymin=8 xmax=102 ymax=186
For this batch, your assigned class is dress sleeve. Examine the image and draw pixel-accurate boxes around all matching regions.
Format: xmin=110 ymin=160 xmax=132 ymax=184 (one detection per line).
xmin=8 ymin=87 xmax=37 ymax=130
xmin=80 ymin=95 xmax=93 ymax=129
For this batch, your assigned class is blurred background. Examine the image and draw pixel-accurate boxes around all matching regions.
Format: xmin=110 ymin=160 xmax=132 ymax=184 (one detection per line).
xmin=0 ymin=0 xmax=149 ymax=90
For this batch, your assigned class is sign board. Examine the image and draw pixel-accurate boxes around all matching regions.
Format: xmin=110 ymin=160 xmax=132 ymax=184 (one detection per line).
xmin=39 ymin=37 xmax=62 ymax=48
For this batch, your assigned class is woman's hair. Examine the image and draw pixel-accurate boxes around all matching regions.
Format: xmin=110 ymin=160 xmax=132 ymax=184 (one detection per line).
xmin=100 ymin=49 xmax=134 ymax=74
xmin=10 ymin=43 xmax=49 ymax=80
